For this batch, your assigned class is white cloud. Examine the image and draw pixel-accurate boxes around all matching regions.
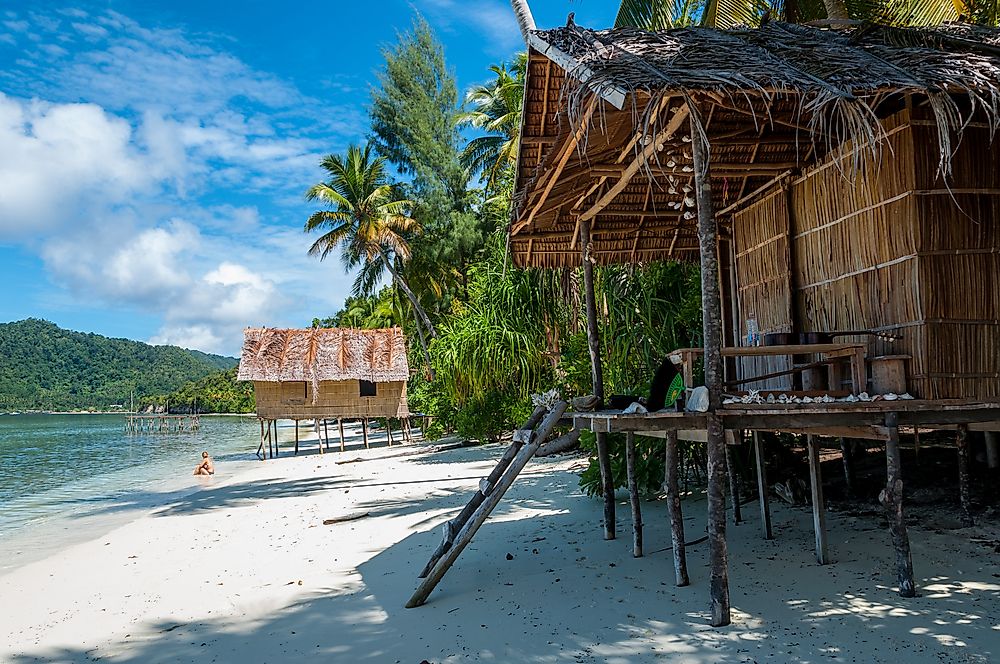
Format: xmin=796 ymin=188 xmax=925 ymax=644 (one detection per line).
xmin=417 ymin=0 xmax=522 ymax=55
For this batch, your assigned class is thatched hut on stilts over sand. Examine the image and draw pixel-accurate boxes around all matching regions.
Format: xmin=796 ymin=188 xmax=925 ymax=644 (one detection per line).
xmin=238 ymin=327 xmax=412 ymax=458
xmin=405 ymin=18 xmax=1000 ymax=627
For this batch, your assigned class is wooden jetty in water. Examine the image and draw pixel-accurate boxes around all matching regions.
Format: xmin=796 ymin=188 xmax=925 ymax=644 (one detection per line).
xmin=125 ymin=413 xmax=201 ymax=434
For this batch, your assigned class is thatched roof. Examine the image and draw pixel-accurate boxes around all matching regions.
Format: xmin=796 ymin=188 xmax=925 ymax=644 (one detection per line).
xmin=237 ymin=327 xmax=409 ymax=383
xmin=512 ymin=21 xmax=1000 ymax=268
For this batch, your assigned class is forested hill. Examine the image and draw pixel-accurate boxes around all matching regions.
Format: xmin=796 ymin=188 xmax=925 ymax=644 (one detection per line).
xmin=0 ymin=319 xmax=237 ymax=411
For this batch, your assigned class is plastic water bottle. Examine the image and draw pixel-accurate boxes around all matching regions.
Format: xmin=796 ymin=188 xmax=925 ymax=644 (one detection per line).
xmin=746 ymin=316 xmax=759 ymax=347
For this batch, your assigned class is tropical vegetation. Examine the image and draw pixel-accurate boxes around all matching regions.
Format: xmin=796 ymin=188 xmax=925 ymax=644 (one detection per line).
xmin=0 ymin=319 xmax=236 ymax=411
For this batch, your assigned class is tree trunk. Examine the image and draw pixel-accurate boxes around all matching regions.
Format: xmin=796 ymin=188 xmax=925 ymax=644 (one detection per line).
xmin=411 ymin=309 xmax=434 ymax=380
xmin=690 ymin=103 xmax=731 ymax=627
xmin=822 ymin=0 xmax=850 ymax=19
xmin=509 ymin=0 xmax=536 ymax=44
xmin=880 ymin=411 xmax=915 ymax=597
xmin=380 ymin=249 xmax=437 ymax=339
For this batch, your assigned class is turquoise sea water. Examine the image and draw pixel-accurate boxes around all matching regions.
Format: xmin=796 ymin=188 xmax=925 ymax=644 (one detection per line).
xmin=0 ymin=414 xmax=261 ymax=571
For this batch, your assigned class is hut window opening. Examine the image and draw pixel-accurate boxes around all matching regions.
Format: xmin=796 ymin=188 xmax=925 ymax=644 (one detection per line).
xmin=359 ymin=380 xmax=377 ymax=397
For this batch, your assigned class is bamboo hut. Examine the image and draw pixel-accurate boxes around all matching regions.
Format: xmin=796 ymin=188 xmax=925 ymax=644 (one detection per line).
xmin=506 ymin=20 xmax=1000 ymax=626
xmin=237 ymin=327 xmax=411 ymax=456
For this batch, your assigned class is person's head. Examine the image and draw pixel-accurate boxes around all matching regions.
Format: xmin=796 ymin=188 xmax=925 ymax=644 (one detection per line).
xmin=202 ymin=451 xmax=209 ymax=458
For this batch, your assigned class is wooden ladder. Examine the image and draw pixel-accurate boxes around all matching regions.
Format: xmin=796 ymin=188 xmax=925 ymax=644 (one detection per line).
xmin=406 ymin=400 xmax=568 ymax=608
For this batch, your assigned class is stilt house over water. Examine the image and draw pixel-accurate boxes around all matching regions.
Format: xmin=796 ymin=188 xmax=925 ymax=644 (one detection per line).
xmin=238 ymin=327 xmax=410 ymax=456
xmin=504 ymin=21 xmax=1000 ymax=626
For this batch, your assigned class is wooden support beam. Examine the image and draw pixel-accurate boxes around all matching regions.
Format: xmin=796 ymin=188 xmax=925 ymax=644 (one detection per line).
xmin=957 ymin=424 xmax=973 ymax=526
xmin=880 ymin=412 xmax=916 ymax=597
xmin=406 ymin=402 xmax=569 ymax=608
xmin=753 ymin=432 xmax=773 ymax=540
xmin=626 ymin=431 xmax=643 ymax=557
xmin=807 ymin=435 xmax=829 ymax=565
xmin=581 ymin=218 xmax=615 ymax=540
xmin=577 ymin=105 xmax=691 ymax=227
xmin=665 ymin=430 xmax=690 ymax=586
xmin=690 ymin=101 xmax=731 ymax=627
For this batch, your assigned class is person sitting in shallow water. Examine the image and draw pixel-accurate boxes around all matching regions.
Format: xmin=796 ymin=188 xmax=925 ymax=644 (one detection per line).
xmin=193 ymin=451 xmax=215 ymax=476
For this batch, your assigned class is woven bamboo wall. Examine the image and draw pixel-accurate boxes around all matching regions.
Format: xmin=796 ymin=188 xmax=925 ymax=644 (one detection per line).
xmin=732 ymin=188 xmax=794 ymax=390
xmin=911 ymin=115 xmax=1000 ymax=398
xmin=253 ymin=380 xmax=409 ymax=419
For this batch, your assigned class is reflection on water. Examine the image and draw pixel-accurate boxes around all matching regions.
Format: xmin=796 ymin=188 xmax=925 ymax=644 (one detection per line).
xmin=0 ymin=414 xmax=260 ymax=539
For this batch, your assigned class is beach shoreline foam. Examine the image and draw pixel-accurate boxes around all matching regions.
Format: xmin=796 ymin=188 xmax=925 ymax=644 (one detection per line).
xmin=1 ymin=439 xmax=996 ymax=663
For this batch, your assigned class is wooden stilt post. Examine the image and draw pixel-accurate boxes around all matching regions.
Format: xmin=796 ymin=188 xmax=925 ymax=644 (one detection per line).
xmin=406 ymin=402 xmax=568 ymax=608
xmin=273 ymin=420 xmax=279 ymax=457
xmin=362 ymin=418 xmax=369 ymax=449
xmin=957 ymin=424 xmax=973 ymax=527
xmin=580 ymin=217 xmax=614 ymax=540
xmin=323 ymin=419 xmax=331 ymax=453
xmin=665 ymin=429 xmax=689 ymax=586
xmin=807 ymin=435 xmax=829 ymax=565
xmin=753 ymin=432 xmax=773 ymax=540
xmin=625 ymin=431 xmax=643 ymax=557
xmin=317 ymin=419 xmax=325 ymax=455
xmin=880 ymin=412 xmax=915 ymax=597
xmin=258 ymin=419 xmax=265 ymax=460
xmin=386 ymin=418 xmax=394 ymax=446
xmin=726 ymin=440 xmax=742 ymax=525
xmin=840 ymin=437 xmax=854 ymax=499
xmin=690 ymin=100 xmax=731 ymax=627
xmin=338 ymin=418 xmax=346 ymax=452
xmin=294 ymin=420 xmax=299 ymax=455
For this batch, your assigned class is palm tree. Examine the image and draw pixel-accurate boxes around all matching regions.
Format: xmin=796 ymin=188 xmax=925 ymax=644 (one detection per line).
xmin=457 ymin=55 xmax=527 ymax=192
xmin=615 ymin=0 xmax=993 ymax=28
xmin=305 ymin=143 xmax=437 ymax=367
xmin=509 ymin=0 xmax=536 ymax=42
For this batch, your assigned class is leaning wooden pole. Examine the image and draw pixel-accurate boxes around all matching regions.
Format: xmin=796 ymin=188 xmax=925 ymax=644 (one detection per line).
xmin=665 ymin=429 xmax=690 ymax=586
xmin=880 ymin=411 xmax=915 ymax=597
xmin=417 ymin=406 xmax=547 ymax=578
xmin=690 ymin=102 xmax=731 ymax=627
xmin=581 ymin=217 xmax=615 ymax=540
xmin=406 ymin=401 xmax=568 ymax=608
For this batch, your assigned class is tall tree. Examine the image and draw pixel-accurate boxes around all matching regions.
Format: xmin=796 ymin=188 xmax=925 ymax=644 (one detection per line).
xmin=304 ymin=144 xmax=437 ymax=366
xmin=509 ymin=0 xmax=537 ymax=42
xmin=370 ymin=16 xmax=490 ymax=310
xmin=456 ymin=55 xmax=527 ymax=194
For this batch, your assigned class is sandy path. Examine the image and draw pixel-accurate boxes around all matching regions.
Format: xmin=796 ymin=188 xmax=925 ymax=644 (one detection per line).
xmin=1 ymin=440 xmax=997 ymax=663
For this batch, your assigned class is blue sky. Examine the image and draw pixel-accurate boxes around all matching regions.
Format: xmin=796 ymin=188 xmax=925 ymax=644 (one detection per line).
xmin=0 ymin=1 xmax=617 ymax=355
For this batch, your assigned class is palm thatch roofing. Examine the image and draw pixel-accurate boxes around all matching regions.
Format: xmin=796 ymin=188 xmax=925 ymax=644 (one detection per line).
xmin=512 ymin=21 xmax=1000 ymax=268
xmin=237 ymin=327 xmax=410 ymax=383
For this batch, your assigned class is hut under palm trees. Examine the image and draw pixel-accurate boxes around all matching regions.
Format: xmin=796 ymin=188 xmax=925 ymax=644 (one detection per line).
xmin=238 ymin=327 xmax=411 ymax=456
xmin=405 ymin=19 xmax=1000 ymax=626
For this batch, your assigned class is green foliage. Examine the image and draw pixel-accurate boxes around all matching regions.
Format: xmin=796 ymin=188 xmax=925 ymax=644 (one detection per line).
xmin=578 ymin=431 xmax=668 ymax=498
xmin=0 ymin=319 xmax=236 ymax=411
xmin=313 ymin=287 xmax=403 ymax=330
xmin=146 ymin=367 xmax=254 ymax=414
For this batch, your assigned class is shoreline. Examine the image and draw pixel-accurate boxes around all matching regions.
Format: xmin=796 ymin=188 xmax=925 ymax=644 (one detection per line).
xmin=1 ymin=440 xmax=996 ymax=663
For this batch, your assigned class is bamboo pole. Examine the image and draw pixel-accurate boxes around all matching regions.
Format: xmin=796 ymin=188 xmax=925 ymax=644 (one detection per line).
xmin=318 ymin=419 xmax=325 ymax=455
xmin=581 ymin=218 xmax=615 ymax=540
xmin=406 ymin=402 xmax=568 ymax=608
xmin=273 ymin=420 xmax=279 ymax=457
xmin=880 ymin=412 xmax=915 ymax=597
xmin=690 ymin=104 xmax=731 ymax=627
xmin=362 ymin=419 xmax=369 ymax=449
xmin=625 ymin=431 xmax=643 ymax=557
xmin=294 ymin=420 xmax=299 ymax=455
xmin=957 ymin=424 xmax=973 ymax=527
xmin=665 ymin=430 xmax=689 ymax=586
xmin=338 ymin=418 xmax=346 ymax=452
xmin=726 ymin=442 xmax=742 ymax=525
xmin=807 ymin=435 xmax=829 ymax=565
xmin=386 ymin=418 xmax=394 ymax=447
xmin=753 ymin=432 xmax=773 ymax=540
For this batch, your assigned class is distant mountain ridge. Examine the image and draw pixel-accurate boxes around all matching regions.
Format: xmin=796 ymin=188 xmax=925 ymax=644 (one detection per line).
xmin=0 ymin=319 xmax=238 ymax=411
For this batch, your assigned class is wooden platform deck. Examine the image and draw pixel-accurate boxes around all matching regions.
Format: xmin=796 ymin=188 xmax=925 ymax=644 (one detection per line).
xmin=573 ymin=399 xmax=1000 ymax=440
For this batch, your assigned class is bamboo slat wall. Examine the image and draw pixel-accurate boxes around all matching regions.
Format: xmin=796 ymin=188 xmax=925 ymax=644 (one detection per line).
xmin=730 ymin=107 xmax=1000 ymax=398
xmin=253 ymin=380 xmax=409 ymax=419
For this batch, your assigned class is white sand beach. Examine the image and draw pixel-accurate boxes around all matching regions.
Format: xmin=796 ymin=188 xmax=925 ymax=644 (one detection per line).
xmin=1 ymin=439 xmax=997 ymax=664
